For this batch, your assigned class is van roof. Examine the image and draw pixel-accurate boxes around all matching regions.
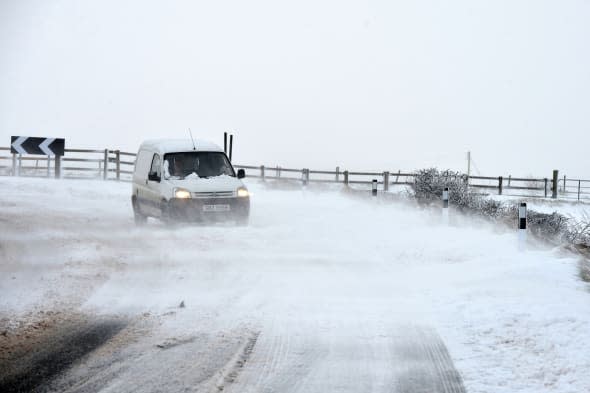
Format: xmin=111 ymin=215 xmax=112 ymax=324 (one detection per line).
xmin=139 ymin=139 xmax=224 ymax=155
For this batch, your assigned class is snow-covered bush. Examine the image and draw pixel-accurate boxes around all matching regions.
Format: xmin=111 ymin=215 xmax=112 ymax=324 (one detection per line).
xmin=564 ymin=212 xmax=590 ymax=245
xmin=411 ymin=167 xmax=590 ymax=253
xmin=412 ymin=168 xmax=475 ymax=209
xmin=526 ymin=211 xmax=569 ymax=242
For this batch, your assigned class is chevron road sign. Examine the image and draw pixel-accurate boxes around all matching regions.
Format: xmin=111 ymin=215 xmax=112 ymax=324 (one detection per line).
xmin=11 ymin=136 xmax=65 ymax=156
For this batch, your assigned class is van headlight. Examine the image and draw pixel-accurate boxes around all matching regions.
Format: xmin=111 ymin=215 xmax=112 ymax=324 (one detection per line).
xmin=237 ymin=187 xmax=249 ymax=197
xmin=174 ymin=188 xmax=191 ymax=199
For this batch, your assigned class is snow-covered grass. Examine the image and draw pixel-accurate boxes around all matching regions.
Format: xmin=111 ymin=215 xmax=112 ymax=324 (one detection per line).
xmin=1 ymin=176 xmax=590 ymax=392
xmin=492 ymin=194 xmax=590 ymax=221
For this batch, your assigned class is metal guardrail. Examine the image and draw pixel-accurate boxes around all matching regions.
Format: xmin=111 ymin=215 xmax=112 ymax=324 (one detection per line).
xmin=1 ymin=146 xmax=590 ymax=201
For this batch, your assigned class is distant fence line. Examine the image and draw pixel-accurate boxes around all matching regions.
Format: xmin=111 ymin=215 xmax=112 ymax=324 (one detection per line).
xmin=1 ymin=146 xmax=589 ymax=201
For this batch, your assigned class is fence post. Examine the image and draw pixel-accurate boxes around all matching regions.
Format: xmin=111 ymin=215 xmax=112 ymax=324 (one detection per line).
xmin=103 ymin=149 xmax=108 ymax=180
xmin=260 ymin=165 xmax=265 ymax=181
xmin=563 ymin=175 xmax=566 ymax=192
xmin=306 ymin=169 xmax=310 ymax=185
xmin=552 ymin=170 xmax=558 ymax=199
xmin=372 ymin=179 xmax=378 ymax=196
xmin=383 ymin=171 xmax=390 ymax=191
xmin=344 ymin=170 xmax=349 ymax=186
xmin=578 ymin=180 xmax=581 ymax=201
xmin=498 ymin=176 xmax=503 ymax=195
xmin=335 ymin=166 xmax=340 ymax=182
xmin=115 ymin=150 xmax=121 ymax=181
xmin=276 ymin=165 xmax=280 ymax=178
xmin=11 ymin=153 xmax=16 ymax=176
xmin=508 ymin=175 xmax=511 ymax=187
xmin=302 ymin=169 xmax=308 ymax=186
xmin=54 ymin=155 xmax=61 ymax=179
xmin=544 ymin=178 xmax=548 ymax=198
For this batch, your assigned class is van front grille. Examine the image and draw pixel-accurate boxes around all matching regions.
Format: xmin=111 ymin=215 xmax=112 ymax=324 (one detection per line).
xmin=192 ymin=191 xmax=235 ymax=198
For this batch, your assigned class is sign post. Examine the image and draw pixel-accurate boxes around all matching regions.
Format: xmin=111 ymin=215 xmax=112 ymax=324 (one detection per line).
xmin=11 ymin=136 xmax=65 ymax=178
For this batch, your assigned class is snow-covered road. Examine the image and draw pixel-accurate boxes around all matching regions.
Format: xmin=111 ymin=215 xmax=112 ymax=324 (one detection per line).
xmin=1 ymin=177 xmax=589 ymax=392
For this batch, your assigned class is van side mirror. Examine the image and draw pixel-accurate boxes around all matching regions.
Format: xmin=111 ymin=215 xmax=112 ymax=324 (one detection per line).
xmin=148 ymin=172 xmax=161 ymax=182
xmin=237 ymin=169 xmax=245 ymax=179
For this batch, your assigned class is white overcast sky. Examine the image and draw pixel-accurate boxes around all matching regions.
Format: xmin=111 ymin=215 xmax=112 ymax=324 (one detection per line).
xmin=1 ymin=0 xmax=589 ymax=177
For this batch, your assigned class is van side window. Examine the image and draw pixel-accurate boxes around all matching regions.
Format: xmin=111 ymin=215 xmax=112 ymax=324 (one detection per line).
xmin=149 ymin=154 xmax=161 ymax=177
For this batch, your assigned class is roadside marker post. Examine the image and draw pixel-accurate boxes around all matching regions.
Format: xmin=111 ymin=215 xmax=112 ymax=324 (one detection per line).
xmin=518 ymin=202 xmax=527 ymax=251
xmin=372 ymin=179 xmax=378 ymax=196
xmin=442 ymin=187 xmax=449 ymax=224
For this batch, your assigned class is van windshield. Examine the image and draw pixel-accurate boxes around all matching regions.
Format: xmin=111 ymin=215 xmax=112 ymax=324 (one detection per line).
xmin=163 ymin=152 xmax=235 ymax=179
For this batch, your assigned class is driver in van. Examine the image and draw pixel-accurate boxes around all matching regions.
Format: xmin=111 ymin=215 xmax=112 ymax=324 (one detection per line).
xmin=173 ymin=157 xmax=184 ymax=177
xmin=165 ymin=156 xmax=185 ymax=178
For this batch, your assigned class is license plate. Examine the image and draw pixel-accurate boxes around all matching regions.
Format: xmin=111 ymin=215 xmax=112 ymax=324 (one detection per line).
xmin=202 ymin=204 xmax=231 ymax=212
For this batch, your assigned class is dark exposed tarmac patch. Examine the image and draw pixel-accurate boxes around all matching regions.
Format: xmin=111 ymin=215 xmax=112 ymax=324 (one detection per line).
xmin=393 ymin=326 xmax=466 ymax=393
xmin=0 ymin=317 xmax=126 ymax=393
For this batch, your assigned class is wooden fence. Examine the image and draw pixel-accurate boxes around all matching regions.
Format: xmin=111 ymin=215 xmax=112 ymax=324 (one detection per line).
xmin=1 ymin=146 xmax=589 ymax=201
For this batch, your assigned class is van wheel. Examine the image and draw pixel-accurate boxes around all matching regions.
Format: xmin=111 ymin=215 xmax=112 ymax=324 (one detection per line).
xmin=132 ymin=198 xmax=147 ymax=226
xmin=160 ymin=201 xmax=174 ymax=226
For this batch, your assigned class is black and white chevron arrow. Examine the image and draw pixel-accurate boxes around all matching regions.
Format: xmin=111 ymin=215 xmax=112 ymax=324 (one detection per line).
xmin=10 ymin=136 xmax=65 ymax=156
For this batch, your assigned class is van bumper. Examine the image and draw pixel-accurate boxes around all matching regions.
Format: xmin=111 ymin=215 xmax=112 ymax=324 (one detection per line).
xmin=167 ymin=197 xmax=250 ymax=222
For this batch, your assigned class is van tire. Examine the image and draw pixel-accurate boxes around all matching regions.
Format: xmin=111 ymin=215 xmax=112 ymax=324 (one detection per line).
xmin=160 ymin=201 xmax=174 ymax=226
xmin=132 ymin=197 xmax=147 ymax=226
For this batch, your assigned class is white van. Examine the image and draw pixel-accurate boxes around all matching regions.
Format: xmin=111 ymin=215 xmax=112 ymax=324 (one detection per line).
xmin=131 ymin=139 xmax=250 ymax=225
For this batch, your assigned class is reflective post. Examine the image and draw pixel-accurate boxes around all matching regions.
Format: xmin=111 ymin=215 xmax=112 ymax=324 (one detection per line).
xmin=442 ymin=187 xmax=449 ymax=223
xmin=372 ymin=179 xmax=378 ymax=196
xmin=518 ymin=202 xmax=527 ymax=251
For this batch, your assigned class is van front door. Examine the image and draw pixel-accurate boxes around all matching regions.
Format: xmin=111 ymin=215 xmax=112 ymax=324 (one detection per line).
xmin=144 ymin=153 xmax=162 ymax=217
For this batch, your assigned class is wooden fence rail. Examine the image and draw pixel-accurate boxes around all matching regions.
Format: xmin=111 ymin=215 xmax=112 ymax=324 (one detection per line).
xmin=1 ymin=146 xmax=590 ymax=201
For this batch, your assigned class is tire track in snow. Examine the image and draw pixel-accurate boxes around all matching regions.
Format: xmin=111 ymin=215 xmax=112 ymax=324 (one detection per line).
xmin=208 ymin=331 xmax=260 ymax=392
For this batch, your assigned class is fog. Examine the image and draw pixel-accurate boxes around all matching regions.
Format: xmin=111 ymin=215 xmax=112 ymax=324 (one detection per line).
xmin=1 ymin=0 xmax=589 ymax=176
